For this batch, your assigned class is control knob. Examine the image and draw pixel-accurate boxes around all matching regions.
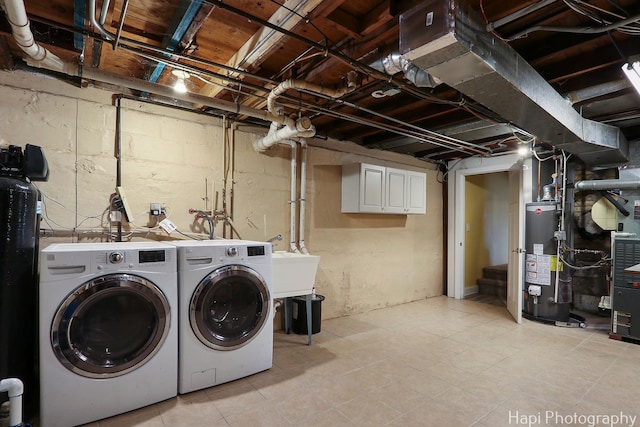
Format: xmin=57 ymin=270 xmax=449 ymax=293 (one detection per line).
xmin=226 ymin=247 xmax=238 ymax=257
xmin=109 ymin=252 xmax=124 ymax=264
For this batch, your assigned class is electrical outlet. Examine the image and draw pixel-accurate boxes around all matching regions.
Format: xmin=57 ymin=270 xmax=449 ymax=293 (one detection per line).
xmin=150 ymin=202 xmax=165 ymax=216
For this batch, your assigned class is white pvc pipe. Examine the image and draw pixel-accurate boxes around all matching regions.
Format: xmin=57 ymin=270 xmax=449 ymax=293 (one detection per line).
xmin=0 ymin=378 xmax=24 ymax=427
xmin=273 ymin=299 xmax=282 ymax=318
xmin=266 ymin=79 xmax=355 ymax=116
xmin=253 ymin=119 xmax=315 ymax=152
xmin=282 ymin=140 xmax=299 ymax=253
xmin=296 ymin=139 xmax=310 ymax=254
xmin=1 ymin=0 xmax=78 ymax=74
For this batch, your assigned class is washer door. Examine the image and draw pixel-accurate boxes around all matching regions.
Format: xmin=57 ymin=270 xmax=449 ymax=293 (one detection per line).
xmin=191 ymin=265 xmax=270 ymax=350
xmin=51 ymin=273 xmax=170 ymax=378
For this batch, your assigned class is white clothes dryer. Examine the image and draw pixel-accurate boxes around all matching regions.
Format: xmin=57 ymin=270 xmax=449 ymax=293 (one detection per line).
xmin=172 ymin=240 xmax=273 ymax=394
xmin=39 ymin=242 xmax=178 ymax=427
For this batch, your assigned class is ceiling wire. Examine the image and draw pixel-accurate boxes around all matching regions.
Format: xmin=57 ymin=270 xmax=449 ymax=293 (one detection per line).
xmin=26 ymin=4 xmax=495 ymax=157
xmin=205 ymin=0 xmax=507 ymax=124
xmin=117 ymin=44 xmax=489 ymax=155
xmin=563 ymin=0 xmax=640 ymax=35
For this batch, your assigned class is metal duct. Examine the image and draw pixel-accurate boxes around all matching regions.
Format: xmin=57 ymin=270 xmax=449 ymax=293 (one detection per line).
xmin=369 ymin=52 xmax=438 ymax=88
xmin=574 ymin=179 xmax=640 ymax=191
xmin=399 ymin=0 xmax=629 ymax=166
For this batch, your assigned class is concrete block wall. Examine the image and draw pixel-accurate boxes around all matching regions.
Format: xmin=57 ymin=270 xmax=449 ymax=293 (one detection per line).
xmin=0 ymin=69 xmax=443 ymax=321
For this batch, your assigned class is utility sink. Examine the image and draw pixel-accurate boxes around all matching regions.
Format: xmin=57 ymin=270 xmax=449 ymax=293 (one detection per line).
xmin=271 ymin=251 xmax=320 ymax=298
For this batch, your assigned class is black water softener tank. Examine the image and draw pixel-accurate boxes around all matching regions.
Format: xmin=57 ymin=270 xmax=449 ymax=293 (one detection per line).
xmin=0 ymin=144 xmax=48 ymax=419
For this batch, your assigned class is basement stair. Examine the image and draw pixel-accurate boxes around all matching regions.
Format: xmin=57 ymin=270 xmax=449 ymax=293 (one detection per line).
xmin=476 ymin=264 xmax=507 ymax=300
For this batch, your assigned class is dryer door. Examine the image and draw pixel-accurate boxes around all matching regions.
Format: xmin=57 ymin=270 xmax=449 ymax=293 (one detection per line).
xmin=191 ymin=265 xmax=270 ymax=350
xmin=51 ymin=273 xmax=170 ymax=378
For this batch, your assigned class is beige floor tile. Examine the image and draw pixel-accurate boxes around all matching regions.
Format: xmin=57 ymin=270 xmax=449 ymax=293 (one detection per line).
xmin=248 ymin=368 xmax=315 ymax=402
xmin=336 ymin=394 xmax=403 ymax=426
xmin=309 ymin=373 xmax=375 ymax=405
xmin=434 ymin=388 xmax=500 ymax=423
xmin=367 ymin=357 xmax=422 ymax=382
xmin=207 ymin=386 xmax=269 ymax=419
xmin=421 ymin=361 xmax=470 ymax=384
xmin=157 ymin=396 xmax=224 ymax=425
xmin=367 ymin=382 xmax=431 ymax=414
xmin=225 ymin=404 xmax=292 ymax=426
xmin=400 ymin=350 xmax=452 ymax=372
xmin=446 ymin=347 xmax=507 ymax=374
xmin=396 ymin=370 xmax=452 ymax=398
xmin=98 ymin=404 xmax=163 ymax=427
xmin=345 ymin=342 xmax=395 ymax=366
xmin=303 ymin=354 xmax=362 ymax=379
xmin=388 ymin=399 xmax=475 ymax=427
xmin=341 ymin=364 xmax=395 ymax=389
xmin=274 ymin=388 xmax=333 ymax=423
xmin=458 ymin=371 xmax=519 ymax=404
xmin=295 ymin=408 xmax=357 ymax=427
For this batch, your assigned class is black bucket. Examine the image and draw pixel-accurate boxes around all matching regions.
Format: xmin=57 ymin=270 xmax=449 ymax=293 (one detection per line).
xmin=292 ymin=295 xmax=325 ymax=335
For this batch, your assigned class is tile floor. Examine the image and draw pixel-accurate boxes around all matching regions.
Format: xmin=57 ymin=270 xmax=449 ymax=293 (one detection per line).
xmin=85 ymin=296 xmax=640 ymax=426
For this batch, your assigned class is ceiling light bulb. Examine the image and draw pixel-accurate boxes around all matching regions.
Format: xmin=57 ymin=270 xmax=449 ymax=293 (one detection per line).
xmin=622 ymin=57 xmax=640 ymax=96
xmin=174 ymin=78 xmax=187 ymax=93
xmin=517 ymin=144 xmax=529 ymax=156
xmin=171 ymin=69 xmax=190 ymax=93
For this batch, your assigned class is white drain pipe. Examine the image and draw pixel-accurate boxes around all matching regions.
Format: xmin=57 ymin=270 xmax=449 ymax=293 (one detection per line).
xmin=254 ymin=78 xmax=359 ymax=151
xmin=0 ymin=0 xmax=78 ymax=74
xmin=0 ymin=378 xmax=24 ymax=427
xmin=281 ymin=138 xmax=299 ymax=253
xmin=253 ymin=118 xmax=315 ymax=152
xmin=266 ymin=79 xmax=355 ymax=117
xmin=296 ymin=139 xmax=310 ymax=254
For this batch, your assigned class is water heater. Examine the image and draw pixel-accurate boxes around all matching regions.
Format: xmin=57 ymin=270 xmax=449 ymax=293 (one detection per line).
xmin=523 ymin=202 xmax=571 ymax=322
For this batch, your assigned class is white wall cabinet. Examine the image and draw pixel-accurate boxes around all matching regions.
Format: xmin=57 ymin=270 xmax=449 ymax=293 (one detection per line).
xmin=342 ymin=163 xmax=426 ymax=214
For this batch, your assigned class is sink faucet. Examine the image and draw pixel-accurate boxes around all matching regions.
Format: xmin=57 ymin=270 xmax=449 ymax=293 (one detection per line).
xmin=267 ymin=234 xmax=283 ymax=243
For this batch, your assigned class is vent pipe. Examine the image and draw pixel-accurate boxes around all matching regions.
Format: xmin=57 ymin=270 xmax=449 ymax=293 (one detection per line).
xmin=574 ymin=179 xmax=640 ymax=191
xmin=369 ymin=52 xmax=439 ymax=88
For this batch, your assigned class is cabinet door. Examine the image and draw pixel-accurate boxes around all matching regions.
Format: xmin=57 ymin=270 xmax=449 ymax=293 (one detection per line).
xmin=359 ymin=164 xmax=385 ymax=212
xmin=406 ymin=171 xmax=426 ymax=214
xmin=385 ymin=168 xmax=407 ymax=214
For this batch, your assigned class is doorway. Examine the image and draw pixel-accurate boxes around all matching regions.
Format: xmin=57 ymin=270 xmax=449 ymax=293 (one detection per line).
xmin=464 ymin=172 xmax=509 ymax=303
xmin=447 ymin=154 xmax=532 ymax=322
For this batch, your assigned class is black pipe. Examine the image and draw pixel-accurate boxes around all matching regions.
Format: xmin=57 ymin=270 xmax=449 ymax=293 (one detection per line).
xmin=115 ymin=94 xmax=123 ymax=242
xmin=601 ymin=191 xmax=630 ymax=217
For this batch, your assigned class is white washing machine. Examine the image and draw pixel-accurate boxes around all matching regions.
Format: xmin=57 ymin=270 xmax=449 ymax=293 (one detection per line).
xmin=39 ymin=242 xmax=178 ymax=427
xmin=172 ymin=240 xmax=273 ymax=394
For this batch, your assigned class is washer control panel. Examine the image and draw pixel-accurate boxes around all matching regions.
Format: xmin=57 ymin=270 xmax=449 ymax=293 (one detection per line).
xmin=94 ymin=249 xmax=171 ymax=271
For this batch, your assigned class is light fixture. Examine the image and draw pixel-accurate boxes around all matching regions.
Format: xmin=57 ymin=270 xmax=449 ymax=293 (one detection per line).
xmin=622 ymin=55 xmax=640 ymax=96
xmin=171 ymin=69 xmax=190 ymax=93
xmin=517 ymin=143 xmax=530 ymax=157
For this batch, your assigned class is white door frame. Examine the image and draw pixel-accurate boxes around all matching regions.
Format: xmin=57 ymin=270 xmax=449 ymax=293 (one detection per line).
xmin=447 ymin=154 xmax=532 ymax=300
